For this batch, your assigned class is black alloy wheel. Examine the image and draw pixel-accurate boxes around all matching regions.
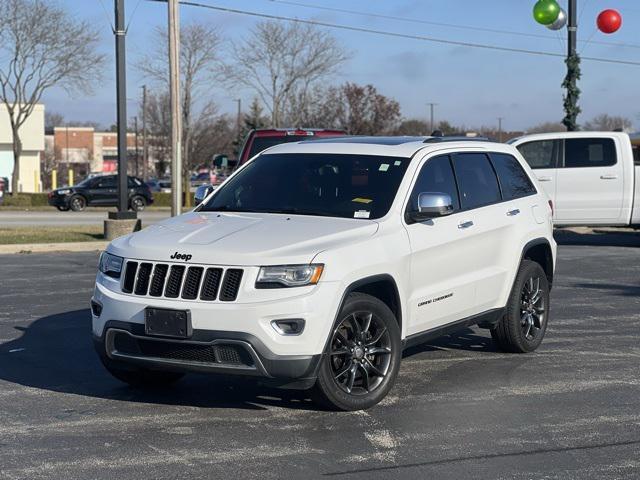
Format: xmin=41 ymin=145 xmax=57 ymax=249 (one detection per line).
xmin=329 ymin=310 xmax=392 ymax=395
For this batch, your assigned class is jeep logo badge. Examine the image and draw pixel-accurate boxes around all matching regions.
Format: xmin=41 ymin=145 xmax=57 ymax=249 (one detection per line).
xmin=170 ymin=252 xmax=192 ymax=262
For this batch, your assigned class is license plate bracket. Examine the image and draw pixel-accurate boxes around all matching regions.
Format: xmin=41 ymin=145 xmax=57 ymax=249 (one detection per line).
xmin=145 ymin=308 xmax=192 ymax=338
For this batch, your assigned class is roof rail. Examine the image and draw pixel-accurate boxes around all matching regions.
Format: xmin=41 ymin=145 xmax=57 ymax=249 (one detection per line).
xmin=423 ymin=136 xmax=491 ymax=143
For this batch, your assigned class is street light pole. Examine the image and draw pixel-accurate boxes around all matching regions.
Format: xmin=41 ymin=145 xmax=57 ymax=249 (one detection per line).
xmin=168 ymin=0 xmax=182 ymax=216
xmin=114 ymin=0 xmax=130 ymax=217
xmin=497 ymin=117 xmax=504 ymax=142
xmin=563 ymin=0 xmax=581 ymax=131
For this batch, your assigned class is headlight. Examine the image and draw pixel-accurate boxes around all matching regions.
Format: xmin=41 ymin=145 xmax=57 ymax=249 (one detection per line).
xmin=256 ymin=264 xmax=324 ymax=288
xmin=99 ymin=252 xmax=124 ymax=279
xmin=57 ymin=189 xmax=71 ymax=195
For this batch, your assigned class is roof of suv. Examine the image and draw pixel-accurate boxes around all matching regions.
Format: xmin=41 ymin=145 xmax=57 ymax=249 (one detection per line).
xmin=263 ymin=135 xmax=506 ymax=158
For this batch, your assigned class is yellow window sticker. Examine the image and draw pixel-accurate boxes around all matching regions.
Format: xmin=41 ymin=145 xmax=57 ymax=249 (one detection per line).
xmin=352 ymin=197 xmax=373 ymax=204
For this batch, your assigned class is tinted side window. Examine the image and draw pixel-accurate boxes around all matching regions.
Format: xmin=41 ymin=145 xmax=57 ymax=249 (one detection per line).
xmin=633 ymin=145 xmax=640 ymax=166
xmin=517 ymin=140 xmax=556 ymax=169
xmin=452 ymin=153 xmax=501 ymax=210
xmin=490 ymin=153 xmax=537 ymax=200
xmin=97 ymin=176 xmax=117 ymax=188
xmin=564 ymin=138 xmax=616 ymax=168
xmin=408 ymin=155 xmax=460 ymax=212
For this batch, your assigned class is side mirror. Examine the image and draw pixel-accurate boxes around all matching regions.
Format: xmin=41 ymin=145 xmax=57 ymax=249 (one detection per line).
xmin=409 ymin=192 xmax=454 ymax=222
xmin=194 ymin=184 xmax=214 ymax=206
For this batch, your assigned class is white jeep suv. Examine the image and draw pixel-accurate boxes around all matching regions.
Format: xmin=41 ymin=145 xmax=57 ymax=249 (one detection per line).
xmin=92 ymin=136 xmax=556 ymax=411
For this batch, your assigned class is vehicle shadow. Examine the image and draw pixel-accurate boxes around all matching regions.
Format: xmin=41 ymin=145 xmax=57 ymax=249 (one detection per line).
xmin=554 ymin=228 xmax=639 ymax=247
xmin=402 ymin=327 xmax=498 ymax=359
xmin=0 ymin=309 xmax=316 ymax=411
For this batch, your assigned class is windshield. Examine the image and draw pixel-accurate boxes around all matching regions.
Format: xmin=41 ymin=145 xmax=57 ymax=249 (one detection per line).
xmin=200 ymin=153 xmax=410 ymax=219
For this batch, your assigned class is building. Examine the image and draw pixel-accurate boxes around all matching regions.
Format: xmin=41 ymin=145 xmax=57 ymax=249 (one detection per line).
xmin=45 ymin=126 xmax=154 ymax=187
xmin=0 ymin=103 xmax=45 ymax=193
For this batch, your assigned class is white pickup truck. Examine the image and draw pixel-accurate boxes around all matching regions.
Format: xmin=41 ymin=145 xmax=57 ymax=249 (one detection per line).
xmin=509 ymin=132 xmax=640 ymax=227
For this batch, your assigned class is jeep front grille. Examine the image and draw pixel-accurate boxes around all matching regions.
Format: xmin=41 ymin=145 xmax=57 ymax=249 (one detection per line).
xmin=122 ymin=261 xmax=243 ymax=302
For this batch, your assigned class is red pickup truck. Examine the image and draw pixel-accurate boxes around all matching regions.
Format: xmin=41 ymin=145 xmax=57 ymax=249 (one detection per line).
xmin=237 ymin=128 xmax=346 ymax=166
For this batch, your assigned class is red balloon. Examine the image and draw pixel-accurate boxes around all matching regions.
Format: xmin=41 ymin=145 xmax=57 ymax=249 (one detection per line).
xmin=597 ymin=9 xmax=622 ymax=34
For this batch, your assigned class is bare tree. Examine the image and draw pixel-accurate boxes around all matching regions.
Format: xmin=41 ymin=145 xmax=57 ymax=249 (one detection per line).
xmin=335 ymin=83 xmax=402 ymax=135
xmin=138 ymin=22 xmax=222 ymax=187
xmin=225 ymin=21 xmax=349 ymax=127
xmin=45 ymin=111 xmax=65 ymax=130
xmin=526 ymin=121 xmax=568 ymax=134
xmin=0 ymin=0 xmax=103 ymax=192
xmin=584 ymin=114 xmax=633 ymax=132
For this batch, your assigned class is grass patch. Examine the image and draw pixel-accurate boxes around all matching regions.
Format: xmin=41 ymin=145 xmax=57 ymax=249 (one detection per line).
xmin=0 ymin=226 xmax=104 ymax=244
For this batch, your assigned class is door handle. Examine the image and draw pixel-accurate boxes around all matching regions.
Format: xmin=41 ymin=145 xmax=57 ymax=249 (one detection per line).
xmin=537 ymin=176 xmax=552 ymax=182
xmin=600 ymin=175 xmax=618 ymax=180
xmin=458 ymin=220 xmax=474 ymax=229
xmin=507 ymin=209 xmax=521 ymax=217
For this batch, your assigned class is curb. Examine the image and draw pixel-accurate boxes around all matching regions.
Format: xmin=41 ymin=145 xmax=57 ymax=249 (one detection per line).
xmin=0 ymin=241 xmax=109 ymax=255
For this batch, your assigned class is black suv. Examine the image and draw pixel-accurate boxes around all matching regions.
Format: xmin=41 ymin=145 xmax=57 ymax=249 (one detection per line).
xmin=48 ymin=175 xmax=153 ymax=212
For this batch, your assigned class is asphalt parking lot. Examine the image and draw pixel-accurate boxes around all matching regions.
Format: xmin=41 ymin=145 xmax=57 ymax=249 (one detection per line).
xmin=0 ymin=229 xmax=639 ymax=479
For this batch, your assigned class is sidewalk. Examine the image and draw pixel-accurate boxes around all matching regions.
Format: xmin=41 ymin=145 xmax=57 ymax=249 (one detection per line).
xmin=0 ymin=241 xmax=108 ymax=255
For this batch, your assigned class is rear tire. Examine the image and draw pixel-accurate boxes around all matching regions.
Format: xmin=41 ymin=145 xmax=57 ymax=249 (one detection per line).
xmin=491 ymin=260 xmax=549 ymax=353
xmin=313 ymin=292 xmax=401 ymax=411
xmin=100 ymin=355 xmax=184 ymax=388
xmin=69 ymin=195 xmax=86 ymax=212
xmin=130 ymin=195 xmax=146 ymax=212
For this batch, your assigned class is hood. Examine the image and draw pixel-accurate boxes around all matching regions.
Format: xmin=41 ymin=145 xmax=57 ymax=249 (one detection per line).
xmin=108 ymin=211 xmax=379 ymax=266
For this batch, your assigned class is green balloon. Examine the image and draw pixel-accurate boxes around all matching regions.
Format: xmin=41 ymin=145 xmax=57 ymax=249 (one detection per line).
xmin=533 ymin=0 xmax=561 ymax=25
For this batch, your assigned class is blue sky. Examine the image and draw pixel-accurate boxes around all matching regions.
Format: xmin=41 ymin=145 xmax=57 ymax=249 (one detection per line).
xmin=44 ymin=0 xmax=640 ymax=131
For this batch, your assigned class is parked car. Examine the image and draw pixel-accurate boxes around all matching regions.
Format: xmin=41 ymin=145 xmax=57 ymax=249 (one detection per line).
xmin=510 ymin=131 xmax=639 ymax=227
xmin=0 ymin=177 xmax=6 ymax=204
xmin=48 ymin=175 xmax=153 ymax=212
xmin=237 ymin=128 xmax=346 ymax=166
xmin=145 ymin=179 xmax=162 ymax=193
xmin=92 ymin=136 xmax=555 ymax=410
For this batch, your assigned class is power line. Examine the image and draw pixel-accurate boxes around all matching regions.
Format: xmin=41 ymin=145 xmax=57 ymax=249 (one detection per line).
xmin=145 ymin=0 xmax=640 ymax=67
xmin=265 ymin=0 xmax=640 ymax=51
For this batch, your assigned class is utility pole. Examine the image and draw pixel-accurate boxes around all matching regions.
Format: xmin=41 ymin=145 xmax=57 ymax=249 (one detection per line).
xmin=563 ymin=0 xmax=580 ymax=131
xmin=497 ymin=117 xmax=504 ymax=142
xmin=134 ymin=116 xmax=139 ymax=176
xmin=142 ymin=85 xmax=148 ymax=181
xmin=234 ymin=98 xmax=242 ymax=132
xmin=168 ymin=0 xmax=182 ymax=216
xmin=427 ymin=102 xmax=437 ymax=134
xmin=114 ymin=0 xmax=130 ymax=217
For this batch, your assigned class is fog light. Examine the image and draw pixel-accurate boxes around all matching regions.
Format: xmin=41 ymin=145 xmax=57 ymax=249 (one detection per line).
xmin=91 ymin=300 xmax=103 ymax=317
xmin=271 ymin=319 xmax=305 ymax=336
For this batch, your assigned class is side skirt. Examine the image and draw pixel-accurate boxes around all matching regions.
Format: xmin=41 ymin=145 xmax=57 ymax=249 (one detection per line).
xmin=402 ymin=307 xmax=505 ymax=350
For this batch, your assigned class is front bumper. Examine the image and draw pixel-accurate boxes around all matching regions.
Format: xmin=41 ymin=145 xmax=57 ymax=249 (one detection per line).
xmin=92 ymin=271 xmax=343 ymax=385
xmin=48 ymin=194 xmax=70 ymax=207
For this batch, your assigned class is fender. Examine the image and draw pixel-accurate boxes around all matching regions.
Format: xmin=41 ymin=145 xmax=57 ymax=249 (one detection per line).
xmin=519 ymin=237 xmax=554 ymax=288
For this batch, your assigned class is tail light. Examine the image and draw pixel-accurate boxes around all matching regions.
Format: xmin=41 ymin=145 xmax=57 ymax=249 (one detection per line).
xmin=548 ymin=200 xmax=554 ymax=215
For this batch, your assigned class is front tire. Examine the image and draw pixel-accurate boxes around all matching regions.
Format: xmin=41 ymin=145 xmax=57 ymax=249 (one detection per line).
xmin=69 ymin=195 xmax=86 ymax=212
xmin=313 ymin=292 xmax=401 ymax=411
xmin=100 ymin=355 xmax=184 ymax=388
xmin=491 ymin=260 xmax=550 ymax=353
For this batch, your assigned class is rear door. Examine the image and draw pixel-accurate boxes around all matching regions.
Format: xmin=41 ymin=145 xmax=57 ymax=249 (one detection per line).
xmin=555 ymin=137 xmax=623 ymax=224
xmin=515 ymin=139 xmax=559 ymax=217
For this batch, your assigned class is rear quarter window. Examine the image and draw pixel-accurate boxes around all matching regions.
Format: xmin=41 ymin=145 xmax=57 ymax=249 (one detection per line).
xmin=490 ymin=153 xmax=537 ymax=200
